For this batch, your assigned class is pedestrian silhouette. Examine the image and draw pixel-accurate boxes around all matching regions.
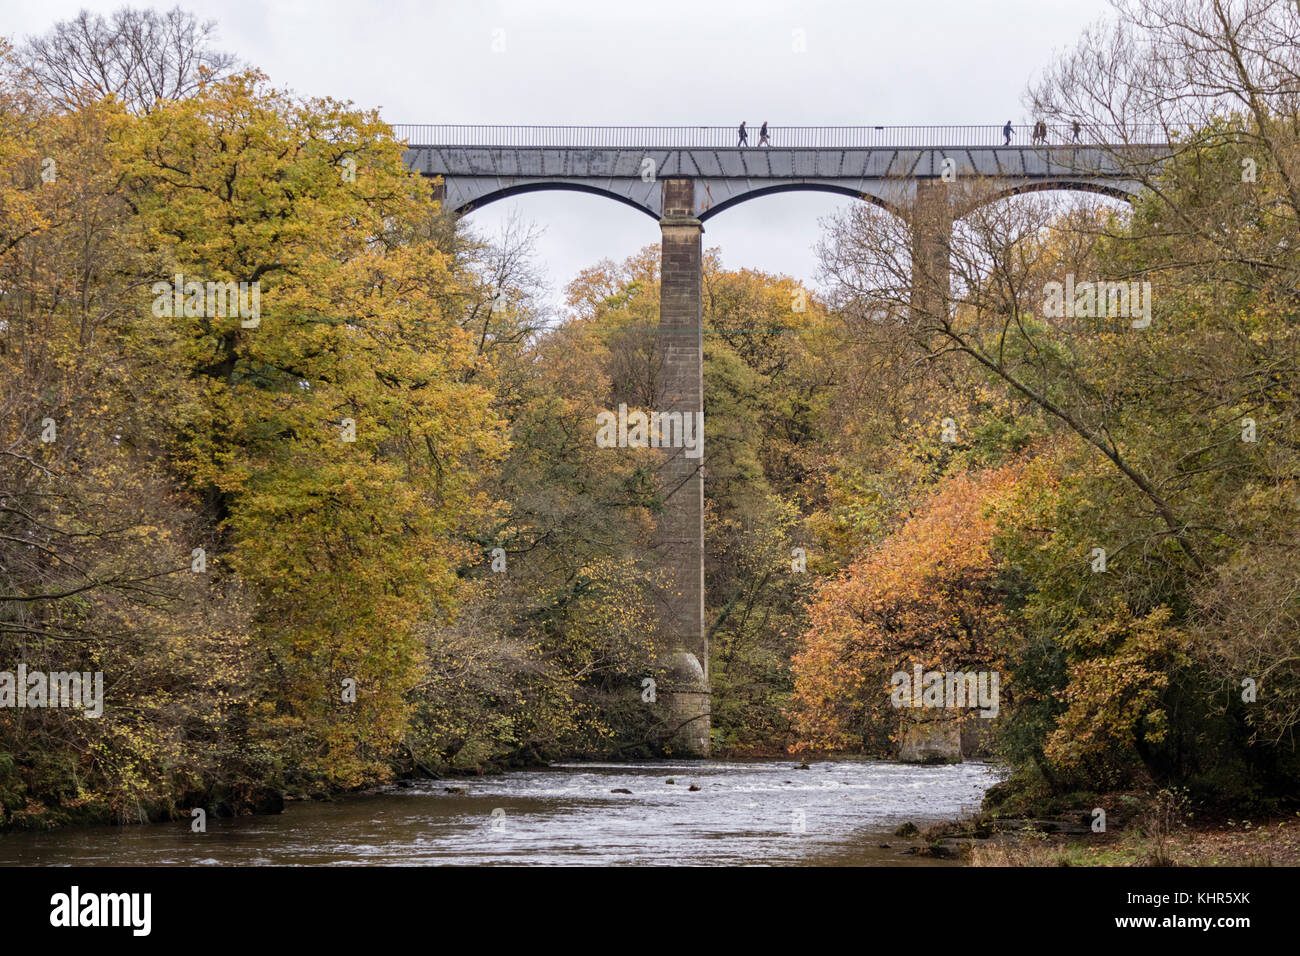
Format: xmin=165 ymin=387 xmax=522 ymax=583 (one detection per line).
xmin=1032 ymin=120 xmax=1047 ymax=145
xmin=1071 ymin=120 xmax=1081 ymax=143
xmin=759 ymin=121 xmax=770 ymax=146
xmin=737 ymin=121 xmax=748 ymax=147
xmin=1003 ymin=121 xmax=1013 ymax=145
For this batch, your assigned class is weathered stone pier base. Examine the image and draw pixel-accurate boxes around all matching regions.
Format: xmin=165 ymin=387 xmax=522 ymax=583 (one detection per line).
xmin=898 ymin=710 xmax=963 ymax=764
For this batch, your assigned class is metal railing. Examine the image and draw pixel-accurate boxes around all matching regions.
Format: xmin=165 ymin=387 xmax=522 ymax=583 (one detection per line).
xmin=392 ymin=124 xmax=1168 ymax=149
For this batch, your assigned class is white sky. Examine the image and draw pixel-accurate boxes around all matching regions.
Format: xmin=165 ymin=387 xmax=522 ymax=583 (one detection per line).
xmin=1 ymin=0 xmax=1116 ymax=315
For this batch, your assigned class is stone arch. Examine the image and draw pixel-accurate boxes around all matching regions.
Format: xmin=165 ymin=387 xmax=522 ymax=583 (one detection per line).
xmin=963 ymin=179 xmax=1138 ymax=215
xmin=697 ymin=181 xmax=906 ymax=222
xmin=450 ymin=181 xmax=659 ymax=219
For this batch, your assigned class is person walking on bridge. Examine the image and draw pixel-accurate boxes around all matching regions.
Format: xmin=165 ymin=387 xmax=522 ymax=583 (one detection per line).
xmin=1003 ymin=120 xmax=1013 ymax=145
xmin=759 ymin=121 xmax=770 ymax=146
xmin=737 ymin=121 xmax=748 ymax=147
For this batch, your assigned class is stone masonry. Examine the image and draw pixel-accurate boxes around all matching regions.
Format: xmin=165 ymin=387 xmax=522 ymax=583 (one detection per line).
xmin=655 ymin=178 xmax=710 ymax=755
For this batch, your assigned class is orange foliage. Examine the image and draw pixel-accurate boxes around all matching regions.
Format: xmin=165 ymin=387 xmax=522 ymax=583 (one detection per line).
xmin=789 ymin=466 xmax=1022 ymax=751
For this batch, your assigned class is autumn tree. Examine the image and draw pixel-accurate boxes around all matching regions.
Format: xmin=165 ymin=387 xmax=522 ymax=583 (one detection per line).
xmin=0 ymin=52 xmax=259 ymax=825
xmin=18 ymin=5 xmax=237 ymax=114
xmin=791 ymin=467 xmax=1021 ymax=752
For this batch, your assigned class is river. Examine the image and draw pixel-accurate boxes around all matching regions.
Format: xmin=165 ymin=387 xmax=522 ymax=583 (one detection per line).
xmin=0 ymin=758 xmax=1001 ymax=866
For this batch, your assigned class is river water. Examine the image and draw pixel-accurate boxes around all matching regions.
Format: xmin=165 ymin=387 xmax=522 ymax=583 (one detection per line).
xmin=0 ymin=758 xmax=1001 ymax=866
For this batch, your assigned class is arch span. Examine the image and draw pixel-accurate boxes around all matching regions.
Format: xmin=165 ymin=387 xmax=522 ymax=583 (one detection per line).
xmin=966 ymin=179 xmax=1138 ymax=213
xmin=698 ymin=181 xmax=905 ymax=222
xmin=449 ymin=181 xmax=659 ymax=219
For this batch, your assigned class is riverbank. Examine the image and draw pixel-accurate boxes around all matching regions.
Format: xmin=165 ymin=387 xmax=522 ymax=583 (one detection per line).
xmin=969 ymin=816 xmax=1300 ymax=866
xmin=896 ymin=806 xmax=1300 ymax=866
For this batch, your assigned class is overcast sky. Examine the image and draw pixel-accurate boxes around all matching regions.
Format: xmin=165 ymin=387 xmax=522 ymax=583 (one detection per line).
xmin=2 ymin=0 xmax=1116 ymax=315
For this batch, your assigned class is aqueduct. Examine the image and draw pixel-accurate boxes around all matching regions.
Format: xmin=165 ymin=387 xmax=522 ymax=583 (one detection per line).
xmin=400 ymin=124 xmax=1166 ymax=756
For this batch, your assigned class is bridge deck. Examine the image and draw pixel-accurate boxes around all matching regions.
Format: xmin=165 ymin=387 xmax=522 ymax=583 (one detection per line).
xmin=397 ymin=126 xmax=1165 ymax=219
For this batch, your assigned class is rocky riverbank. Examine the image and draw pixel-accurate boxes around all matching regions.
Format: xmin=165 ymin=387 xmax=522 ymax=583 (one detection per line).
xmin=879 ymin=809 xmax=1300 ymax=866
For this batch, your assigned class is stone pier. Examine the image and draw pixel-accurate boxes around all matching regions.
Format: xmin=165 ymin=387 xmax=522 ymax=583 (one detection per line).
xmin=900 ymin=181 xmax=959 ymax=764
xmin=909 ymin=178 xmax=954 ymax=320
xmin=898 ymin=711 xmax=963 ymax=764
xmin=655 ymin=178 xmax=710 ymax=755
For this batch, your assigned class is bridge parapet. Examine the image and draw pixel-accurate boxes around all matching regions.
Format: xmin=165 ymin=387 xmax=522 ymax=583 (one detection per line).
xmin=394 ymin=124 xmax=1166 ymax=149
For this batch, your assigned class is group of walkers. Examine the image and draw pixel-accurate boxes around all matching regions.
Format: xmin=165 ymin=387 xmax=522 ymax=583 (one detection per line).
xmin=733 ymin=120 xmax=1086 ymax=147
xmin=736 ymin=120 xmax=770 ymax=146
xmin=1005 ymin=119 xmax=1084 ymax=145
